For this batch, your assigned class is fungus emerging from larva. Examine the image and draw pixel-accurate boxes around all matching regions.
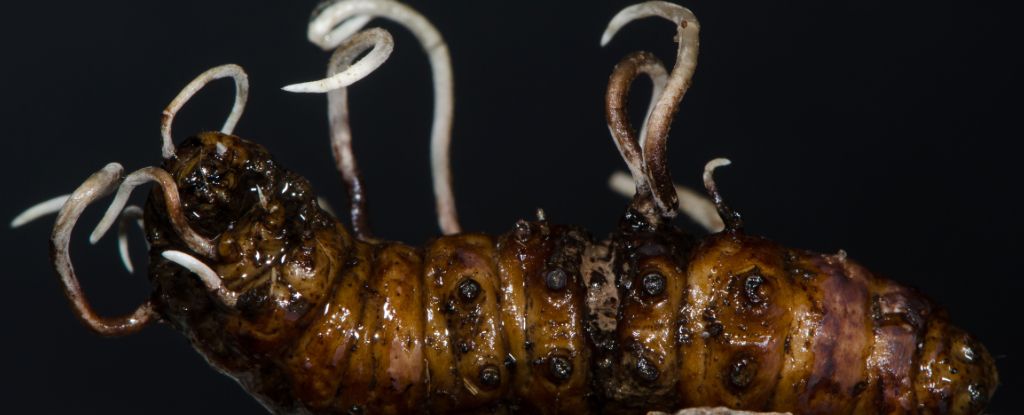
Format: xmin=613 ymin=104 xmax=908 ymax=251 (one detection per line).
xmin=12 ymin=1 xmax=997 ymax=414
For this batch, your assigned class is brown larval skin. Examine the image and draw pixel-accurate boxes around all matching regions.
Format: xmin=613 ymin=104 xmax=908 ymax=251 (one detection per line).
xmin=143 ymin=132 xmax=997 ymax=415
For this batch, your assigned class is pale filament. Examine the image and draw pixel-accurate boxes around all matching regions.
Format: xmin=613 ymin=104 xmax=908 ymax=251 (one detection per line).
xmin=117 ymin=206 xmax=147 ymax=274
xmin=303 ymin=0 xmax=461 ymax=235
xmin=161 ymin=64 xmax=249 ymax=159
xmin=281 ymin=28 xmax=393 ymax=93
xmin=10 ymin=194 xmax=70 ymax=228
xmin=162 ymin=250 xmax=237 ymax=307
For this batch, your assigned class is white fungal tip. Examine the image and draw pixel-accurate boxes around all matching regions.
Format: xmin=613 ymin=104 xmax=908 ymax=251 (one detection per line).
xmin=162 ymin=250 xmax=236 ymax=307
xmin=702 ymin=158 xmax=732 ymax=192
xmin=284 ymin=28 xmax=394 ymax=94
xmin=119 ymin=240 xmax=135 ymax=275
xmin=216 ymin=142 xmax=228 ymax=156
xmin=10 ymin=194 xmax=71 ymax=228
xmin=317 ymin=197 xmax=336 ymax=217
xmin=118 ymin=206 xmax=145 ymax=274
xmin=602 ymin=1 xmax=696 ymax=47
xmin=704 ymin=158 xmax=732 ymax=176
xmin=256 ymin=186 xmax=268 ymax=209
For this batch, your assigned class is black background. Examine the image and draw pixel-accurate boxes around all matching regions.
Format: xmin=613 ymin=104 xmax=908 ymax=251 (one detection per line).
xmin=1 ymin=1 xmax=1021 ymax=413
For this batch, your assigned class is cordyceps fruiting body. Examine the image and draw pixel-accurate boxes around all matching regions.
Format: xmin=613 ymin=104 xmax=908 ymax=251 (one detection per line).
xmin=13 ymin=1 xmax=998 ymax=415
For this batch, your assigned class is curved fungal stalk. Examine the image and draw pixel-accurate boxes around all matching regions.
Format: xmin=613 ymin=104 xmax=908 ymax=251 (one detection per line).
xmin=603 ymin=1 xmax=700 ymax=219
xmin=638 ymin=62 xmax=668 ymax=151
xmin=608 ymin=170 xmax=724 ymax=232
xmin=89 ymin=167 xmax=216 ymax=258
xmin=10 ymin=194 xmax=70 ymax=228
xmin=304 ymin=0 xmax=461 ymax=235
xmin=161 ymin=64 xmax=249 ymax=159
xmin=50 ymin=163 xmax=156 ymax=337
xmin=161 ymin=250 xmax=237 ymax=307
xmin=281 ymin=28 xmax=394 ymax=93
xmin=117 ymin=205 xmax=146 ymax=274
xmin=702 ymin=158 xmax=743 ymax=231
xmin=606 ymin=51 xmax=669 ymax=220
xmin=284 ymin=28 xmax=394 ymax=239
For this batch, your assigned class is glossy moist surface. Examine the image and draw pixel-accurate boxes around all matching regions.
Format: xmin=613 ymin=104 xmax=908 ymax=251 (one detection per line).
xmin=144 ymin=132 xmax=997 ymax=415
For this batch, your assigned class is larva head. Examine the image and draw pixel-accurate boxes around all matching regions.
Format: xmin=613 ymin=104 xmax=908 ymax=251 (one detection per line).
xmin=146 ymin=132 xmax=353 ymax=354
xmin=159 ymin=131 xmax=283 ymax=238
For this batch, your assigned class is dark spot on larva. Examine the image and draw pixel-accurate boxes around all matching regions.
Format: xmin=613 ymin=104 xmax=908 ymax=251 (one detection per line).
xmin=236 ymin=288 xmax=271 ymax=320
xmin=545 ymin=268 xmax=567 ymax=291
xmin=869 ymin=295 xmax=883 ymax=326
xmin=635 ymin=357 xmax=659 ymax=382
xmin=729 ymin=354 xmax=758 ymax=390
xmin=514 ymin=220 xmax=530 ymax=242
xmin=681 ymin=20 xmax=688 ymax=28
xmin=548 ymin=355 xmax=573 ymax=381
xmin=443 ymin=300 xmax=456 ymax=314
xmin=784 ymin=335 xmax=792 ymax=354
xmin=348 ymin=405 xmax=363 ymax=415
xmin=459 ymin=279 xmax=481 ymax=302
xmin=705 ymin=322 xmax=723 ymax=338
xmin=642 ymin=272 xmax=666 ymax=296
xmin=744 ymin=273 xmax=765 ymax=304
xmin=853 ymin=381 xmax=867 ymax=396
xmin=480 ymin=364 xmax=501 ymax=388
xmin=458 ymin=341 xmax=471 ymax=354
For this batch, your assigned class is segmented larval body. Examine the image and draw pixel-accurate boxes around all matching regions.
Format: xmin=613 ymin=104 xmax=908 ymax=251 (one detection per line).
xmin=146 ymin=132 xmax=996 ymax=415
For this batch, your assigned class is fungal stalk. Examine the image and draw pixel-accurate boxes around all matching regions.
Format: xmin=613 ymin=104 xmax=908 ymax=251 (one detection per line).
xmin=603 ymin=1 xmax=700 ymax=224
xmin=293 ymin=0 xmax=461 ymax=236
xmin=161 ymin=64 xmax=249 ymax=160
xmin=702 ymin=158 xmax=743 ymax=231
xmin=284 ymin=28 xmax=395 ymax=240
xmin=49 ymin=163 xmax=157 ymax=336
xmin=116 ymin=205 xmax=146 ymax=274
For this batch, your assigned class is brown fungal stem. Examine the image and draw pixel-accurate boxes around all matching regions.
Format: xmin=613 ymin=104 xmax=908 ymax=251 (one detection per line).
xmin=702 ymin=158 xmax=743 ymax=232
xmin=603 ymin=2 xmax=701 ymax=224
xmin=606 ymin=51 xmax=667 ymax=221
xmin=49 ymin=163 xmax=157 ymax=337
xmin=323 ymin=28 xmax=395 ymax=240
